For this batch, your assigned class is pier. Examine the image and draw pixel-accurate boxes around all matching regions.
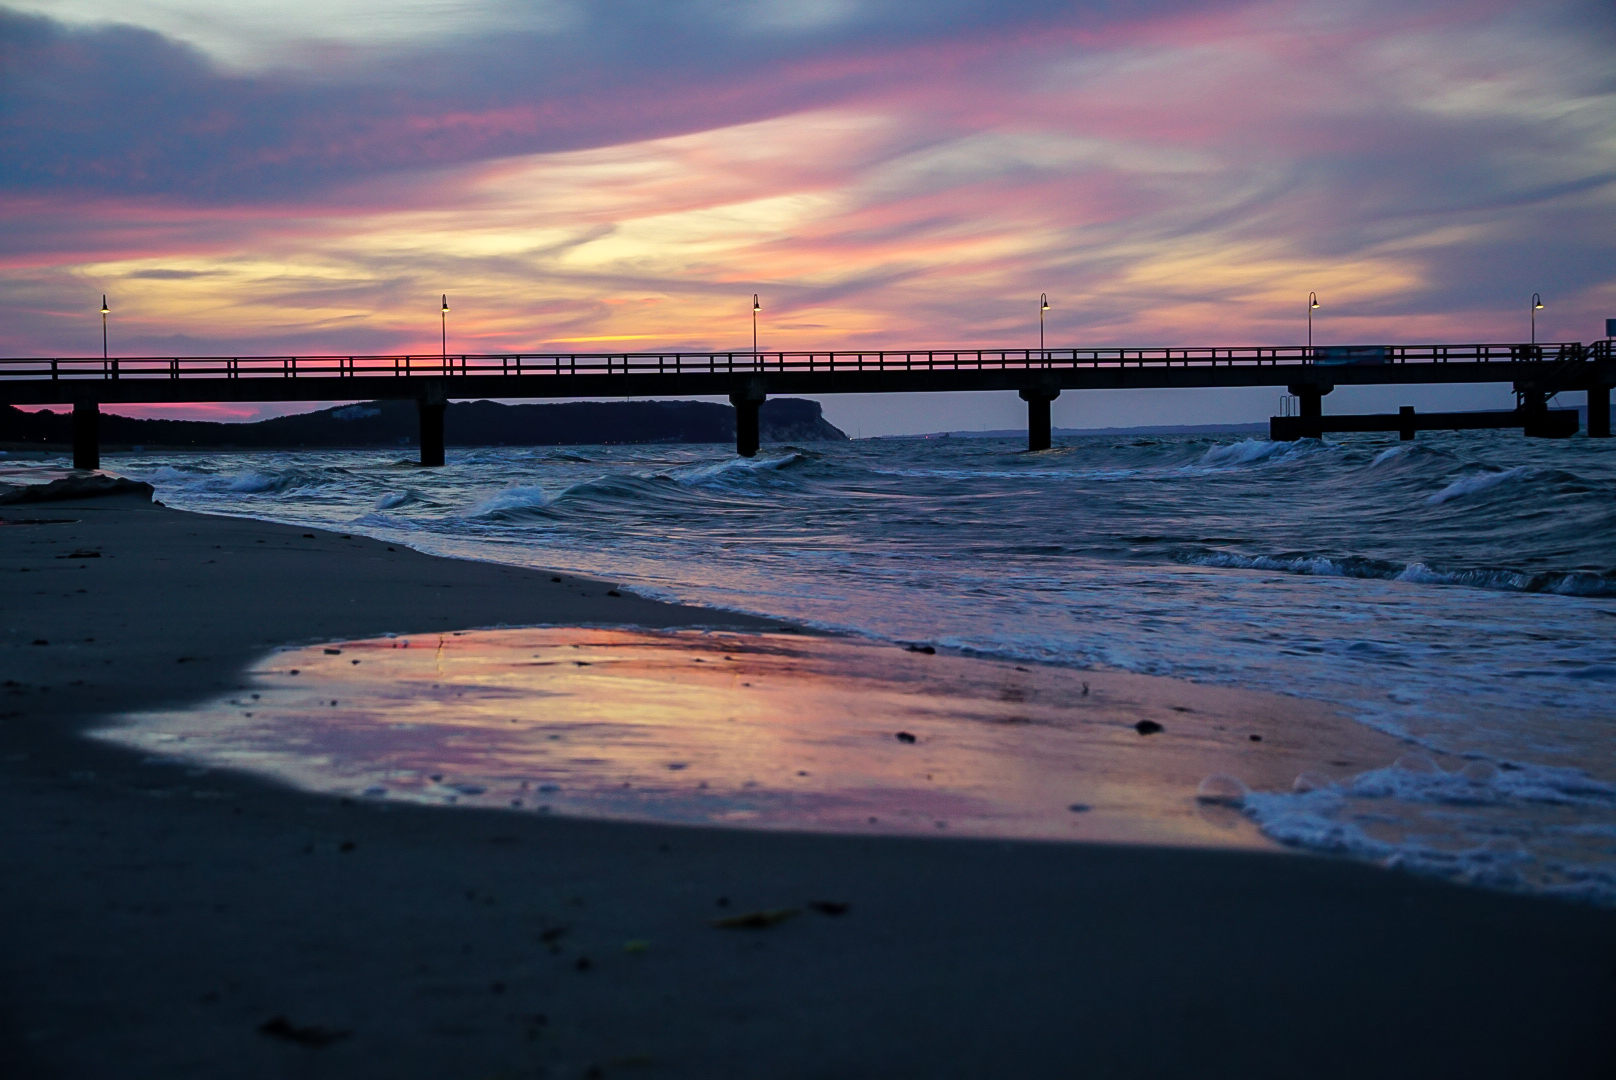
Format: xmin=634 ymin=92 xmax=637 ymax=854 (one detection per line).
xmin=2 ymin=340 xmax=1610 ymax=467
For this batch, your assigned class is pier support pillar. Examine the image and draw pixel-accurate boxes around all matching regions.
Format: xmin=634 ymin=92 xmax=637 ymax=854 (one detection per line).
xmin=72 ymin=400 xmax=99 ymax=471
xmin=1516 ymin=387 xmax=1562 ymax=438
xmin=416 ymin=380 xmax=447 ymax=466
xmin=1589 ymin=384 xmax=1610 ymax=438
xmin=730 ymin=390 xmax=765 ymax=458
xmin=417 ymin=399 xmax=446 ymax=467
xmin=1019 ymin=388 xmax=1060 ymax=452
xmin=1398 ymin=406 xmax=1416 ymax=441
xmin=1286 ymin=382 xmax=1333 ymax=440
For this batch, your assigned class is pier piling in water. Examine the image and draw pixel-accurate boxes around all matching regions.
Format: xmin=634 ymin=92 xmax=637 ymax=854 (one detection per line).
xmin=1589 ymin=383 xmax=1611 ymax=438
xmin=72 ymin=400 xmax=99 ymax=471
xmin=416 ymin=394 xmax=446 ymax=467
xmin=730 ymin=389 xmax=765 ymax=457
xmin=1019 ymin=388 xmax=1059 ymax=451
xmin=1286 ymin=382 xmax=1333 ymax=440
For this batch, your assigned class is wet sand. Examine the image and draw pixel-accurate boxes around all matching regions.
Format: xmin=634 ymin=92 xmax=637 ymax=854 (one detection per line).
xmin=2 ymin=495 xmax=1613 ymax=1078
xmin=102 ymin=627 xmax=1410 ymax=848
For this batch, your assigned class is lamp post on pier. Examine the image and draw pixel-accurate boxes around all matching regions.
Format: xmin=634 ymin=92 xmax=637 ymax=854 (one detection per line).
xmin=1039 ymin=294 xmax=1049 ymax=361
xmin=99 ymin=295 xmax=109 ymax=361
xmin=440 ymin=295 xmax=449 ymax=366
xmin=1307 ymin=292 xmax=1319 ymax=354
xmin=1531 ymin=293 xmax=1543 ymax=345
xmin=752 ymin=294 xmax=760 ymax=363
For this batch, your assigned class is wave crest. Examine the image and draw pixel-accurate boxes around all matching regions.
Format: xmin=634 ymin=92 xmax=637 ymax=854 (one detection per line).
xmin=666 ymin=451 xmax=813 ymax=487
xmin=1186 ymin=550 xmax=1616 ymax=596
xmin=374 ymin=490 xmax=424 ymax=510
xmin=1195 ymin=438 xmax=1324 ymax=469
xmin=1368 ymin=443 xmax=1459 ymax=471
xmin=1427 ymin=466 xmax=1535 ymax=505
xmin=1187 ymin=550 xmax=1404 ymax=580
xmin=141 ymin=464 xmax=324 ymax=496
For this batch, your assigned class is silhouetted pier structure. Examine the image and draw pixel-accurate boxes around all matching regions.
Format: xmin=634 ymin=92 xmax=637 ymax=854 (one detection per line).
xmin=2 ymin=340 xmax=1610 ymax=468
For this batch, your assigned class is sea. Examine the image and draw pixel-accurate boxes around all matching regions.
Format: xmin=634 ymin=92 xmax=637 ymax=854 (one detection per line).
xmin=18 ymin=429 xmax=1616 ymax=903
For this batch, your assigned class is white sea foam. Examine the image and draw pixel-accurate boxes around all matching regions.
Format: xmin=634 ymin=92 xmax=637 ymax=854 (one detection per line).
xmin=1187 ymin=551 xmax=1616 ymax=597
xmin=1395 ymin=562 xmax=1533 ymax=590
xmin=1245 ymin=758 xmax=1616 ymax=903
xmin=1190 ymin=551 xmax=1352 ymax=576
xmin=1340 ymin=757 xmax=1616 ymax=807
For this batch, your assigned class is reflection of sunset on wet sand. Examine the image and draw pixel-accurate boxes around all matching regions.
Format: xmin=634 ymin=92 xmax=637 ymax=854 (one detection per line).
xmin=100 ymin=627 xmax=1406 ymax=848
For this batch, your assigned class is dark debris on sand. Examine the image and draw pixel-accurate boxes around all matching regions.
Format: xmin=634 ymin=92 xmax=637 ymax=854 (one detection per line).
xmin=259 ymin=1015 xmax=351 ymax=1047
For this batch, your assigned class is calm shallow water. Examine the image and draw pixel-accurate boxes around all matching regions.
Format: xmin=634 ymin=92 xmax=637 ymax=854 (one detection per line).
xmin=108 ymin=627 xmax=1384 ymax=849
xmin=19 ymin=428 xmax=1616 ymax=901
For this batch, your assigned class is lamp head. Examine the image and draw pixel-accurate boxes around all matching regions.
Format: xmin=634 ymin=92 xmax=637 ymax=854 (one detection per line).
xmin=1041 ymin=293 xmax=1049 ymax=310
xmin=1533 ymin=293 xmax=1544 ymax=310
xmin=100 ymin=295 xmax=109 ymax=315
xmin=441 ymin=295 xmax=449 ymax=313
xmin=1309 ymin=292 xmax=1319 ymax=309
xmin=753 ymin=294 xmax=760 ymax=312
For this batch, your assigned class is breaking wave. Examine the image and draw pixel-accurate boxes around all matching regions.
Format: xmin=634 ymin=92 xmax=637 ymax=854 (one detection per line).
xmin=374 ymin=490 xmax=425 ymax=510
xmin=1193 ymin=438 xmax=1328 ymax=469
xmin=465 ymin=452 xmax=817 ymax=522
xmin=1368 ymin=443 xmax=1459 ymax=470
xmin=1184 ymin=549 xmax=1616 ymax=596
xmin=1426 ymin=465 xmax=1537 ymax=505
xmin=140 ymin=464 xmax=327 ymax=495
xmin=665 ymin=450 xmax=814 ymax=486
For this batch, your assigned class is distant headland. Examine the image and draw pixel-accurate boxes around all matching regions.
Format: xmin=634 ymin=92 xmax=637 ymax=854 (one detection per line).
xmin=0 ymin=397 xmax=847 ymax=452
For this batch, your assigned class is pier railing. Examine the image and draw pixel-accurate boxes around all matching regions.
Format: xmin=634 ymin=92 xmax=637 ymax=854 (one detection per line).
xmin=0 ymin=342 xmax=1591 ymax=382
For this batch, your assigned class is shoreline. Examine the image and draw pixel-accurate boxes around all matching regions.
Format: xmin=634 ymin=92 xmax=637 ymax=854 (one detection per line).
xmin=2 ymin=495 xmax=1613 ymax=1077
xmin=96 ymin=625 xmax=1414 ymax=851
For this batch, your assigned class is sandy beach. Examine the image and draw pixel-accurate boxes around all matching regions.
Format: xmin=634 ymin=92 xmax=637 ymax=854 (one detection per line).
xmin=2 ymin=493 xmax=1614 ymax=1079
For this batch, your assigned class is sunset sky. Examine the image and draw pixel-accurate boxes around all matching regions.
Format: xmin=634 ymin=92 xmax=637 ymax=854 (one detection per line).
xmin=3 ymin=1 xmax=1613 ymax=433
